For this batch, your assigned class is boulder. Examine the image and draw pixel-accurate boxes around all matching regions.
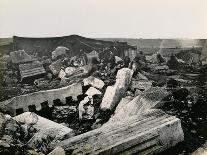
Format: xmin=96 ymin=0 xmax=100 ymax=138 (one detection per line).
xmin=52 ymin=46 xmax=69 ymax=60
xmin=85 ymin=87 xmax=102 ymax=97
xmin=100 ymin=68 xmax=133 ymax=111
xmin=48 ymin=146 xmax=65 ymax=155
xmin=83 ymin=76 xmax=105 ymax=89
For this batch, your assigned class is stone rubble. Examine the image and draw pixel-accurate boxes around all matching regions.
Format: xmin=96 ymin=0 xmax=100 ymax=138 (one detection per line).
xmin=1 ymin=41 xmax=206 ymax=155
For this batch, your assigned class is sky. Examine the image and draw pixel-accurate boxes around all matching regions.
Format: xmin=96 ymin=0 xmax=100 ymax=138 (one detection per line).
xmin=0 ymin=0 xmax=207 ymax=38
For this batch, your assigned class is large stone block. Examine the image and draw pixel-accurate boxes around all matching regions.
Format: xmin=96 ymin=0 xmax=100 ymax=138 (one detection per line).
xmin=0 ymin=83 xmax=82 ymax=116
xmin=56 ymin=109 xmax=184 ymax=155
xmin=14 ymin=112 xmax=74 ymax=152
xmin=100 ymin=68 xmax=133 ymax=111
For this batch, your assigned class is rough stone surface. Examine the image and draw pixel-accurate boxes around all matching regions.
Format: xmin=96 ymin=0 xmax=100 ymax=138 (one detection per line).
xmin=13 ymin=112 xmax=74 ymax=153
xmin=14 ymin=112 xmax=73 ymax=137
xmin=57 ymin=109 xmax=184 ymax=155
xmin=107 ymin=87 xmax=169 ymax=123
xmin=65 ymin=67 xmax=77 ymax=77
xmin=100 ymin=68 xmax=133 ymax=111
xmin=1 ymin=83 xmax=82 ymax=116
xmin=52 ymin=106 xmax=77 ymax=123
xmin=58 ymin=69 xmax=66 ymax=79
xmin=83 ymin=76 xmax=105 ymax=89
xmin=49 ymin=59 xmax=62 ymax=75
xmin=48 ymin=146 xmax=65 ymax=155
xmin=192 ymin=141 xmax=207 ymax=155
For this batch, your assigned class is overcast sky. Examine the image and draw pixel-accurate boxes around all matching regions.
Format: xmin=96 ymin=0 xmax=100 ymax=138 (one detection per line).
xmin=0 ymin=0 xmax=206 ymax=38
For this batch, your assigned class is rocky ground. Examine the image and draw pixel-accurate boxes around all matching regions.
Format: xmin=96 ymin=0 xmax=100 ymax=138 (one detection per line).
xmin=0 ymin=51 xmax=207 ymax=154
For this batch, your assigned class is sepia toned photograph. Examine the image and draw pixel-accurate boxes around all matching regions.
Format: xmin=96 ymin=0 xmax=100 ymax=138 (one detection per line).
xmin=0 ymin=0 xmax=207 ymax=154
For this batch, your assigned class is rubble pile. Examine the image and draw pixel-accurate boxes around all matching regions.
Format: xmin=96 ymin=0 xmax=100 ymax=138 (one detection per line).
xmin=0 ymin=41 xmax=206 ymax=154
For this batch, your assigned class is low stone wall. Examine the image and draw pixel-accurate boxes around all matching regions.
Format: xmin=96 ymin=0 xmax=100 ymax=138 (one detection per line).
xmin=0 ymin=83 xmax=82 ymax=116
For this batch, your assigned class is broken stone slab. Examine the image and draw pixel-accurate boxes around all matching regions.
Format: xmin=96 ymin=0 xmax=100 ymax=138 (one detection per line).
xmin=85 ymin=87 xmax=102 ymax=97
xmin=83 ymin=76 xmax=105 ymax=89
xmin=58 ymin=69 xmax=66 ymax=79
xmin=49 ymin=59 xmax=62 ymax=75
xmin=14 ymin=112 xmax=74 ymax=137
xmin=107 ymin=87 xmax=169 ymax=123
xmin=100 ymin=68 xmax=133 ymax=111
xmin=48 ymin=146 xmax=65 ymax=155
xmin=14 ymin=112 xmax=74 ymax=152
xmin=10 ymin=50 xmax=33 ymax=64
xmin=56 ymin=109 xmax=184 ymax=155
xmin=78 ymin=96 xmax=94 ymax=120
xmin=130 ymin=80 xmax=152 ymax=91
xmin=0 ymin=83 xmax=82 ymax=116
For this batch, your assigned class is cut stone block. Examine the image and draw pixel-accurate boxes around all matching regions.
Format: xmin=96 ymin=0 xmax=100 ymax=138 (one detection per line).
xmin=57 ymin=109 xmax=184 ymax=155
xmin=83 ymin=76 xmax=105 ymax=89
xmin=14 ymin=112 xmax=74 ymax=151
xmin=100 ymin=68 xmax=133 ymax=111
xmin=108 ymin=87 xmax=169 ymax=123
xmin=1 ymin=83 xmax=82 ymax=116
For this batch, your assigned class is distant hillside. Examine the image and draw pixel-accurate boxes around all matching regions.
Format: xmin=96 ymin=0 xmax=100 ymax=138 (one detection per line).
xmin=96 ymin=38 xmax=206 ymax=48
xmin=0 ymin=38 xmax=13 ymax=46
